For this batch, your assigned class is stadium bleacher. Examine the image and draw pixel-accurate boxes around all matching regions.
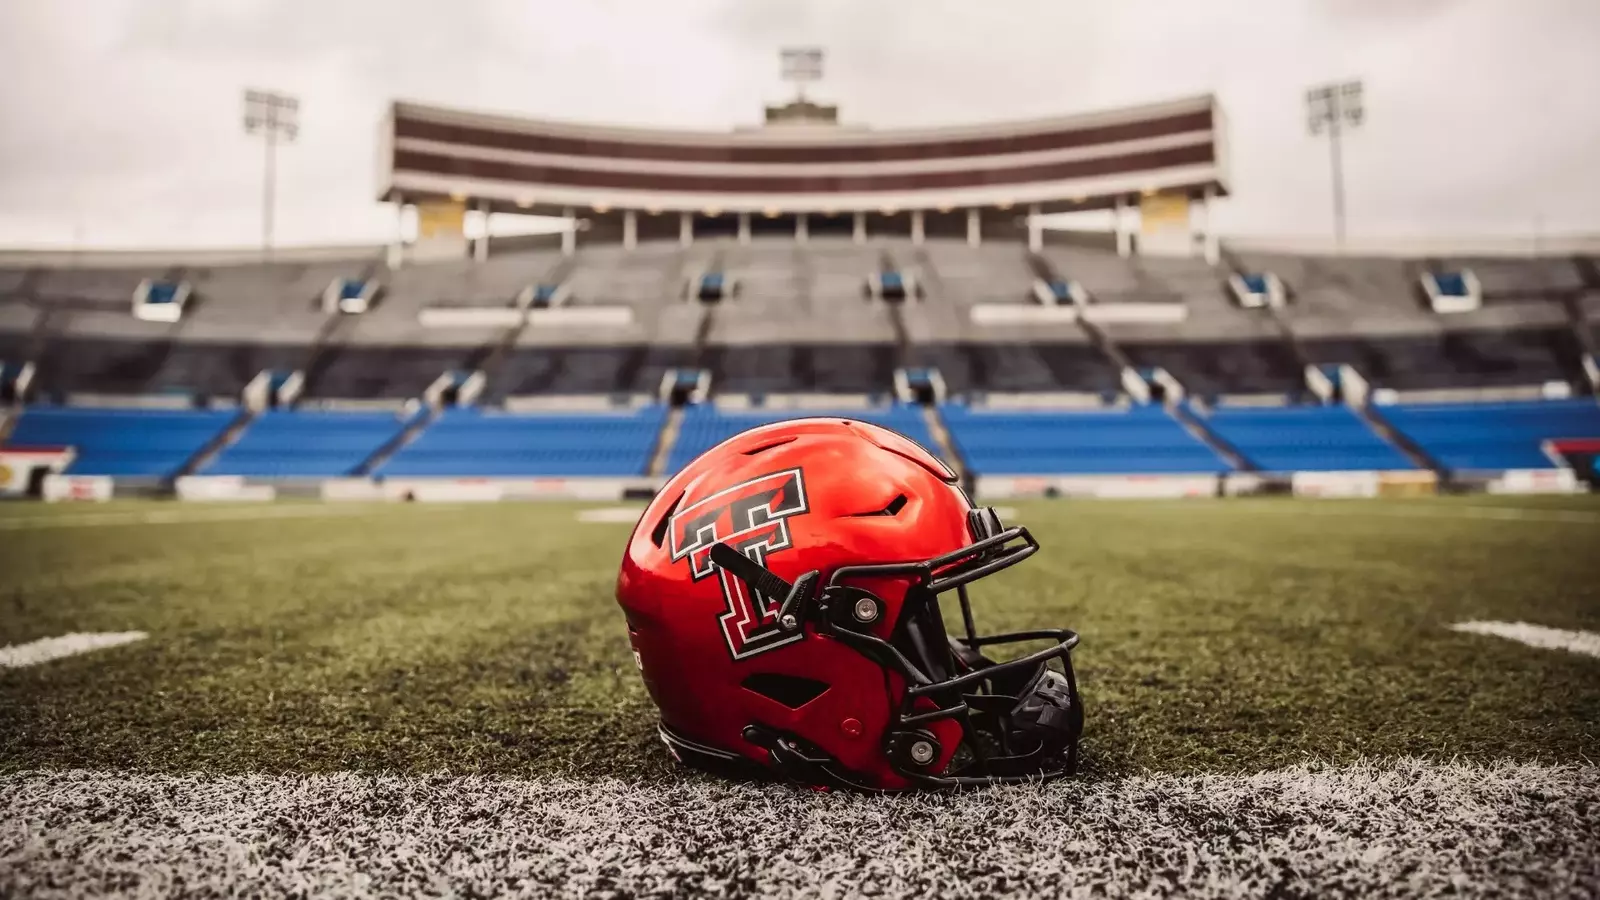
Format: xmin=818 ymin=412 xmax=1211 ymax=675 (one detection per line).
xmin=381 ymin=406 xmax=666 ymax=477
xmin=205 ymin=409 xmax=413 ymax=478
xmin=1201 ymin=404 xmax=1414 ymax=472
xmin=7 ymin=405 xmax=236 ymax=478
xmin=942 ymin=404 xmax=1228 ymax=475
xmin=1377 ymin=398 xmax=1600 ymax=473
xmin=1 ymin=236 xmax=1596 ymax=493
xmin=667 ymin=404 xmax=935 ymax=474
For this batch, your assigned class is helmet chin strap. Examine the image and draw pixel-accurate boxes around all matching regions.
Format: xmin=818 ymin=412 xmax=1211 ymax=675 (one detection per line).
xmin=708 ymin=542 xmax=819 ymax=634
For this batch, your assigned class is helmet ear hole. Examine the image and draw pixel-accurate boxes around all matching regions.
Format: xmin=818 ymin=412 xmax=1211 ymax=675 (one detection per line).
xmin=740 ymin=673 xmax=830 ymax=709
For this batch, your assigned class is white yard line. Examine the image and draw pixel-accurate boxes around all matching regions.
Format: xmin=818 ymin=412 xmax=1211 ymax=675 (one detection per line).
xmin=1451 ymin=621 xmax=1600 ymax=659
xmin=0 ymin=505 xmax=390 ymax=531
xmin=0 ymin=632 xmax=148 ymax=668
xmin=576 ymin=506 xmax=646 ymax=524
xmin=1 ymin=759 xmax=1596 ymax=899
xmin=1150 ymin=501 xmax=1600 ymax=525
xmin=1348 ymin=504 xmax=1600 ymax=525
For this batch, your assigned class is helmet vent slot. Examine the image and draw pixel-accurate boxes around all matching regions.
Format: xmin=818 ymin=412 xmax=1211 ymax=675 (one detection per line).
xmin=847 ymin=493 xmax=908 ymax=518
xmin=740 ymin=673 xmax=829 ymax=709
xmin=649 ymin=491 xmax=683 ymax=548
xmin=742 ymin=436 xmax=798 ymax=456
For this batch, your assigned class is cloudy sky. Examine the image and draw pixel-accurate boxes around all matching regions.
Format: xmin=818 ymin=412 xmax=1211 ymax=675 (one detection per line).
xmin=1 ymin=0 xmax=1597 ymax=249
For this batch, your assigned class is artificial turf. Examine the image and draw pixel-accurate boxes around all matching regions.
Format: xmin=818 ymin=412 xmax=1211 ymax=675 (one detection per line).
xmin=2 ymin=497 xmax=1597 ymax=780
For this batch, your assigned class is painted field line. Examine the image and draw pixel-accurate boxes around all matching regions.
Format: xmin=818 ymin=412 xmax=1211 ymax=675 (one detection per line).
xmin=1169 ymin=501 xmax=1600 ymax=526
xmin=0 ymin=631 xmax=148 ymax=668
xmin=1350 ymin=504 xmax=1600 ymax=525
xmin=2 ymin=759 xmax=1597 ymax=899
xmin=1451 ymin=620 xmax=1600 ymax=659
xmin=576 ymin=506 xmax=646 ymax=524
xmin=0 ymin=505 xmax=392 ymax=531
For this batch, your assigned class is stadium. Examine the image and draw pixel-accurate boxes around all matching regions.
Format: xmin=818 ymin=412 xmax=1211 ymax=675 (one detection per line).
xmin=3 ymin=14 xmax=1600 ymax=898
xmin=3 ymin=91 xmax=1597 ymax=500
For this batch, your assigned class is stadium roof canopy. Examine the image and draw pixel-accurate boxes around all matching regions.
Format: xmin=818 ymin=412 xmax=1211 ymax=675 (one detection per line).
xmin=378 ymin=94 xmax=1230 ymax=219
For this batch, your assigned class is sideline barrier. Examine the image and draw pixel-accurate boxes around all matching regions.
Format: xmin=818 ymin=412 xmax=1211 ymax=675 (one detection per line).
xmin=175 ymin=476 xmax=277 ymax=502
xmin=1291 ymin=471 xmax=1381 ymax=499
xmin=1378 ymin=471 xmax=1439 ymax=498
xmin=1488 ymin=469 xmax=1582 ymax=495
xmin=319 ymin=477 xmax=666 ymax=503
xmin=975 ymin=474 xmax=1219 ymax=500
xmin=0 ymin=448 xmax=75 ymax=497
xmin=42 ymin=474 xmax=113 ymax=503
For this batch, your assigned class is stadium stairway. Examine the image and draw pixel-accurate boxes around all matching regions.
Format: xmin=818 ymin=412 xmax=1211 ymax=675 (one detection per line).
xmin=1165 ymin=402 xmax=1255 ymax=472
xmin=355 ymin=406 xmax=438 ymax=476
xmin=475 ymin=255 xmax=578 ymax=391
xmin=1352 ymin=403 xmax=1443 ymax=472
xmin=176 ymin=407 xmax=257 ymax=478
xmin=646 ymin=406 xmax=686 ymax=477
xmin=1569 ymin=256 xmax=1600 ymax=392
xmin=1028 ymin=252 xmax=1138 ymax=374
xmin=920 ymin=404 xmax=967 ymax=480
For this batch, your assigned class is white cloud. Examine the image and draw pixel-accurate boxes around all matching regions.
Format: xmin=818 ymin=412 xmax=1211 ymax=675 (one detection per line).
xmin=1 ymin=0 xmax=1597 ymax=248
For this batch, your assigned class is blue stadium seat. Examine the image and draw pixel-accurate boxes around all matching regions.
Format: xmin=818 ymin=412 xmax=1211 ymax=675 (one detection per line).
xmin=1203 ymin=405 xmax=1413 ymax=472
xmin=6 ymin=405 xmax=235 ymax=478
xmin=667 ymin=405 xmax=936 ymax=474
xmin=1380 ymin=398 xmax=1600 ymax=472
xmin=942 ymin=405 xmax=1228 ymax=475
xmin=206 ymin=409 xmax=411 ymax=477
xmin=380 ymin=406 xmax=667 ymax=477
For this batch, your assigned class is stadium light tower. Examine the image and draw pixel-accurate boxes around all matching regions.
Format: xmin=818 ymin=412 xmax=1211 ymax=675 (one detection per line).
xmin=1305 ymin=80 xmax=1363 ymax=252
xmin=243 ymin=89 xmax=299 ymax=258
xmin=780 ymin=47 xmax=824 ymax=101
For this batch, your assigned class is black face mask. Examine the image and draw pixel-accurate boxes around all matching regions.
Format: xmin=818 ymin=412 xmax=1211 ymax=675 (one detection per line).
xmin=703 ymin=507 xmax=1083 ymax=791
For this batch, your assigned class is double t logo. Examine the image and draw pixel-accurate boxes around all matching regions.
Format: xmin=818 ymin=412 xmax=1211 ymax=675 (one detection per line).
xmin=668 ymin=468 xmax=810 ymax=660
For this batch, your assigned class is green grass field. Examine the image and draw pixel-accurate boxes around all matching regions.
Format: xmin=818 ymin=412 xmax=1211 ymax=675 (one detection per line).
xmin=4 ymin=496 xmax=1598 ymax=780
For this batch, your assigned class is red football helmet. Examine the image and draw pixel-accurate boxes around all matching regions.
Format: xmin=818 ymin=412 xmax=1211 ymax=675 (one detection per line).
xmin=616 ymin=417 xmax=1082 ymax=790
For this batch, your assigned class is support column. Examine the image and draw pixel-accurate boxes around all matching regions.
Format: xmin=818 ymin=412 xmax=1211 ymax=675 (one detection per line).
xmin=911 ymin=210 xmax=925 ymax=246
xmin=1027 ymin=203 xmax=1042 ymax=253
xmin=966 ymin=208 xmax=981 ymax=248
xmin=623 ymin=209 xmax=637 ymax=250
xmin=1202 ymin=186 xmax=1220 ymax=264
xmin=796 ymin=212 xmax=809 ymax=244
xmin=679 ymin=211 xmax=692 ymax=247
xmin=852 ymin=211 xmax=866 ymax=244
xmin=1115 ymin=196 xmax=1132 ymax=258
xmin=386 ymin=201 xmax=406 ymax=269
xmin=737 ymin=211 xmax=751 ymax=245
xmin=473 ymin=199 xmax=489 ymax=263
xmin=561 ymin=206 xmax=576 ymax=257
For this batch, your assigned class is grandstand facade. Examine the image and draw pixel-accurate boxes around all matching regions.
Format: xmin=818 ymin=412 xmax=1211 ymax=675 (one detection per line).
xmin=1 ymin=91 xmax=1598 ymax=503
xmin=378 ymin=93 xmax=1229 ymax=260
